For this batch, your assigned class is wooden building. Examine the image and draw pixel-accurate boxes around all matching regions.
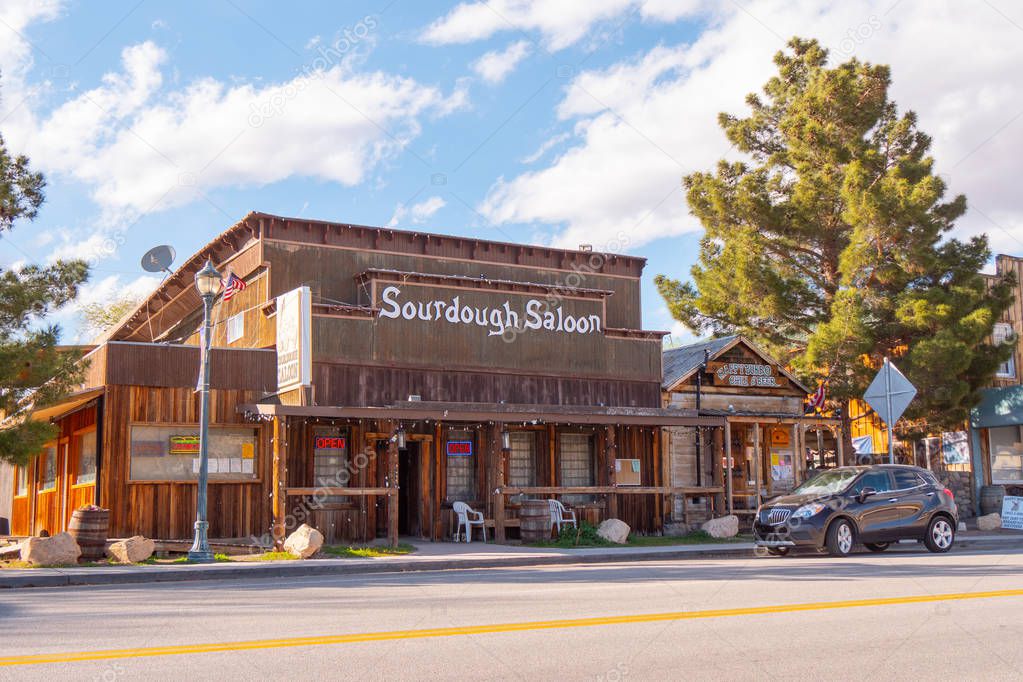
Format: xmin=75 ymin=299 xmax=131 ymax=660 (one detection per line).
xmin=9 ymin=212 xmax=719 ymax=545
xmin=662 ymin=336 xmax=843 ymax=525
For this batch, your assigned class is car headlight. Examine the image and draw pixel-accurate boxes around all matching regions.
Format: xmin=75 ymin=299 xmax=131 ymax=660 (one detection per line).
xmin=792 ymin=503 xmax=826 ymax=520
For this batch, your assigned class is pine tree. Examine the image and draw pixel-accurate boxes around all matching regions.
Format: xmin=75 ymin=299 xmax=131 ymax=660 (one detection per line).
xmin=0 ymin=88 xmax=89 ymax=465
xmin=655 ymin=38 xmax=1015 ymax=432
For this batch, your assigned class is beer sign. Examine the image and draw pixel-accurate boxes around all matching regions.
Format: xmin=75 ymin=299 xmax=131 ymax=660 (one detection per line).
xmin=708 ymin=361 xmax=782 ymax=388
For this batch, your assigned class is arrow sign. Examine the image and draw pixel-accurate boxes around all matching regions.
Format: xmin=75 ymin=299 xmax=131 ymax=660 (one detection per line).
xmin=863 ymin=358 xmax=917 ymax=463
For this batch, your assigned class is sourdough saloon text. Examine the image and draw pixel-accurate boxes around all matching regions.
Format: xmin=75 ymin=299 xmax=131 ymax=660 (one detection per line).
xmin=378 ymin=285 xmax=602 ymax=338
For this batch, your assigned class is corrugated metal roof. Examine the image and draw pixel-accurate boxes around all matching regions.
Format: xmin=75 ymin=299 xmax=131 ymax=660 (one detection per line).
xmin=662 ymin=335 xmax=738 ymax=389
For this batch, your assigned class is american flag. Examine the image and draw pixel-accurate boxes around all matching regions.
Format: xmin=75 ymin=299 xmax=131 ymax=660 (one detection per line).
xmin=221 ymin=272 xmax=246 ymax=301
xmin=807 ymin=381 xmax=827 ymax=411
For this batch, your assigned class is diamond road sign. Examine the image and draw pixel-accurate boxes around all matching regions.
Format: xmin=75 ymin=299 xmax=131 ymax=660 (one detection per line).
xmin=864 ymin=359 xmax=917 ymax=425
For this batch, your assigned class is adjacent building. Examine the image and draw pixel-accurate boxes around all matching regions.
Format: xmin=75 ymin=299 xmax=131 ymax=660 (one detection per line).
xmin=662 ymin=336 xmax=842 ymax=526
xmin=971 ymin=254 xmax=1023 ymax=504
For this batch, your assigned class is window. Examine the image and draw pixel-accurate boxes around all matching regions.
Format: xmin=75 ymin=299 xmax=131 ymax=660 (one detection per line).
xmin=994 ymin=323 xmax=1016 ymax=378
xmin=40 ymin=445 xmax=57 ymax=491
xmin=507 ymin=432 xmax=537 ymax=488
xmin=446 ymin=429 xmax=476 ymax=503
xmin=990 ymin=425 xmax=1023 ymax=483
xmin=852 ymin=470 xmax=891 ymax=494
xmin=129 ymin=425 xmax=258 ymax=481
xmin=75 ymin=430 xmax=97 ymax=485
xmin=892 ymin=470 xmax=924 ymax=490
xmin=313 ymin=427 xmax=349 ymax=503
xmin=226 ymin=312 xmax=245 ymax=344
xmin=560 ymin=433 xmax=595 ymax=505
xmin=15 ymin=466 xmax=28 ymax=496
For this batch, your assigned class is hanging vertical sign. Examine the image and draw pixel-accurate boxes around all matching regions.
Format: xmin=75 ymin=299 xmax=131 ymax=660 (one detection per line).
xmin=276 ymin=286 xmax=312 ymax=392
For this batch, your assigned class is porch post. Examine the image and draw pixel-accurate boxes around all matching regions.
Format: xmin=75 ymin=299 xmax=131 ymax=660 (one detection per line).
xmin=725 ymin=420 xmax=733 ymax=516
xmin=271 ymin=415 xmax=287 ymax=549
xmin=606 ymin=425 xmax=618 ymax=519
xmin=387 ymin=423 xmax=399 ymax=548
xmin=494 ymin=423 xmax=506 ymax=544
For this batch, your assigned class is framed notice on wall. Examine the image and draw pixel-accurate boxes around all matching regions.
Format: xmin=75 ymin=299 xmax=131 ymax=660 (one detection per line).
xmin=614 ymin=458 xmax=641 ymax=486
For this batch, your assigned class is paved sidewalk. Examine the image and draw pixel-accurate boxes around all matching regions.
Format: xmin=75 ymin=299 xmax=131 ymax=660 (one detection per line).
xmin=2 ymin=531 xmax=1020 ymax=590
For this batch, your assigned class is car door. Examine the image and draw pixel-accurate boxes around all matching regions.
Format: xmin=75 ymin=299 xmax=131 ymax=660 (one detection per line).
xmin=887 ymin=470 xmax=931 ymax=537
xmin=849 ymin=470 xmax=896 ymax=542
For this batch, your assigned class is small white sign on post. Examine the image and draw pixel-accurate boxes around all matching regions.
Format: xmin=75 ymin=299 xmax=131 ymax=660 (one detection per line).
xmin=863 ymin=358 xmax=917 ymax=464
xmin=1002 ymin=496 xmax=1023 ymax=531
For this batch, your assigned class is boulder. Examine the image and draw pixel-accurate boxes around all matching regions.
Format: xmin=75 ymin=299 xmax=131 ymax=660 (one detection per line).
xmin=283 ymin=524 xmax=324 ymax=559
xmin=597 ymin=519 xmax=630 ymax=544
xmin=701 ymin=515 xmax=739 ymax=539
xmin=20 ymin=532 xmax=82 ymax=566
xmin=107 ymin=536 xmax=155 ymax=564
xmin=976 ymin=513 xmax=1001 ymax=531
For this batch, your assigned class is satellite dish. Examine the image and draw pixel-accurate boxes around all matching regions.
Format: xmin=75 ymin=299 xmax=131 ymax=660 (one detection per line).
xmin=141 ymin=245 xmax=176 ymax=274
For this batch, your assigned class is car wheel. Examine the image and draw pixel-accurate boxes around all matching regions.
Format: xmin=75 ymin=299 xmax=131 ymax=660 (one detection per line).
xmin=766 ymin=547 xmax=790 ymax=557
xmin=864 ymin=542 xmax=890 ymax=552
xmin=826 ymin=519 xmax=855 ymax=556
xmin=924 ymin=516 xmax=955 ymax=553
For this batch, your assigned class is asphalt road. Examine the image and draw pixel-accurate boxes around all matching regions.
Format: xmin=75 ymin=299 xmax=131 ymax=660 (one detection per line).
xmin=2 ymin=546 xmax=1023 ymax=681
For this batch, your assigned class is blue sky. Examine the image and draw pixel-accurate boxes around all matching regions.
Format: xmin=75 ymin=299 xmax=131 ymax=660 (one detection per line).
xmin=2 ymin=1 xmax=1022 ymax=343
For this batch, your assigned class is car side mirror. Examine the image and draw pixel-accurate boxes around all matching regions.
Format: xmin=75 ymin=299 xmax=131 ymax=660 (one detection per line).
xmin=857 ymin=487 xmax=877 ymax=503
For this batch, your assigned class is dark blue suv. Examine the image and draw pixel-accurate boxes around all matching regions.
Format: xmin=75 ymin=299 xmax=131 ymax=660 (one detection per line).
xmin=753 ymin=465 xmax=958 ymax=556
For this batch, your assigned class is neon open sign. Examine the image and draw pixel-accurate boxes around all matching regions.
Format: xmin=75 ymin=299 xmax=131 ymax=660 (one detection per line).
xmin=314 ymin=436 xmax=347 ymax=450
xmin=447 ymin=441 xmax=473 ymax=456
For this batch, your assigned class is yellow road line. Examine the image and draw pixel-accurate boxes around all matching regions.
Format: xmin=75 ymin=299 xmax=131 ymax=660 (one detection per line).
xmin=3 ymin=588 xmax=1022 ymax=667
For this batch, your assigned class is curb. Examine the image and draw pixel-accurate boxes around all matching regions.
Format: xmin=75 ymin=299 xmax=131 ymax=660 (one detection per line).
xmin=0 ymin=545 xmax=755 ymax=590
xmin=3 ymin=538 xmax=1020 ymax=590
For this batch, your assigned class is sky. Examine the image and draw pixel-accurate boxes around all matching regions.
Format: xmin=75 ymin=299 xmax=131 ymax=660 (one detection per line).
xmin=1 ymin=0 xmax=1022 ymax=345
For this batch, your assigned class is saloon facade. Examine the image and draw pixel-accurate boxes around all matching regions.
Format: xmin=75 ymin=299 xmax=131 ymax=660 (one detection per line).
xmin=9 ymin=212 xmax=720 ymax=545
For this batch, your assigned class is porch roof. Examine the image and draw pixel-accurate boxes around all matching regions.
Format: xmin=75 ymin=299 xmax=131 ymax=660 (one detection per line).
xmin=238 ymin=400 xmax=725 ymax=427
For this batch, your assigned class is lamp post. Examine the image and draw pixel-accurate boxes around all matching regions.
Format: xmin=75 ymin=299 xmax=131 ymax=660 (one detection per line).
xmin=188 ymin=259 xmax=221 ymax=563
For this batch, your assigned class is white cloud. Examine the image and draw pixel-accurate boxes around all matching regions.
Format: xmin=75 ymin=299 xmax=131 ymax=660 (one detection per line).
xmin=2 ymin=27 xmax=466 ymax=226
xmin=479 ymin=0 xmax=1023 ymax=254
xmin=387 ymin=195 xmax=447 ymax=227
xmin=472 ymin=40 xmax=531 ymax=84
xmin=0 ymin=0 xmax=63 ymax=81
xmin=53 ymin=273 xmax=160 ymax=343
xmin=421 ymin=0 xmax=705 ymax=51
xmin=520 ymin=132 xmax=571 ymax=164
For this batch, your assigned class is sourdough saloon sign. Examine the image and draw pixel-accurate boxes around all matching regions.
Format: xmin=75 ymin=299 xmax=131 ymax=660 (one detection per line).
xmin=378 ymin=285 xmax=604 ymax=339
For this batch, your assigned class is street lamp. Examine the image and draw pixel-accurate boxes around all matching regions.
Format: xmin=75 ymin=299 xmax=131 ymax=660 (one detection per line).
xmin=188 ymin=259 xmax=220 ymax=563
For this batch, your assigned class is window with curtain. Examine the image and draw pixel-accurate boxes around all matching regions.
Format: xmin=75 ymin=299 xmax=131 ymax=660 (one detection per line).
xmin=76 ymin=430 xmax=97 ymax=485
xmin=40 ymin=445 xmax=57 ymax=491
xmin=990 ymin=425 xmax=1023 ymax=483
xmin=507 ymin=431 xmax=537 ymax=502
xmin=446 ymin=429 xmax=477 ymax=503
xmin=559 ymin=432 xmax=595 ymax=505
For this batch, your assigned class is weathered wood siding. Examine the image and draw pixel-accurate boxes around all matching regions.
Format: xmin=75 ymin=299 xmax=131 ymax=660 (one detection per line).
xmin=100 ymin=385 xmax=272 ymax=540
xmin=311 ymin=361 xmax=662 ymax=408
xmin=263 ymin=238 xmax=643 ymax=330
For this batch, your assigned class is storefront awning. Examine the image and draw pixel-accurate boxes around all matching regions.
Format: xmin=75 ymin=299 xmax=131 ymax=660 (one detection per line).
xmin=30 ymin=387 xmax=104 ymax=423
xmin=238 ymin=400 xmax=725 ymax=427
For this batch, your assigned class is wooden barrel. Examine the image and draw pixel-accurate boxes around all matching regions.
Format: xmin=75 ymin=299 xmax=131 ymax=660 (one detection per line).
xmin=980 ymin=485 xmax=1006 ymax=516
xmin=69 ymin=508 xmax=110 ymax=561
xmin=519 ymin=500 xmax=551 ymax=542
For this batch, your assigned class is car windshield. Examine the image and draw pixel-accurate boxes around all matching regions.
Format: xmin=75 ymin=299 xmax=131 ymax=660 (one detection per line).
xmin=793 ymin=469 xmax=861 ymax=496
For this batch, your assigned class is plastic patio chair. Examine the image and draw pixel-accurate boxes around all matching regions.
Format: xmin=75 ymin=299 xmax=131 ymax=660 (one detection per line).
xmin=453 ymin=501 xmax=486 ymax=543
xmin=548 ymin=499 xmax=577 ymax=534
